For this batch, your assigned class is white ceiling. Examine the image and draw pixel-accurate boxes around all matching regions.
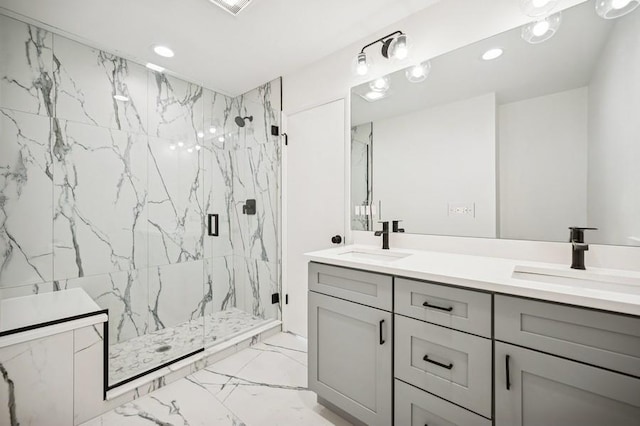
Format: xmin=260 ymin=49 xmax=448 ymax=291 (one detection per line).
xmin=0 ymin=0 xmax=440 ymax=96
xmin=352 ymin=0 xmax=614 ymax=125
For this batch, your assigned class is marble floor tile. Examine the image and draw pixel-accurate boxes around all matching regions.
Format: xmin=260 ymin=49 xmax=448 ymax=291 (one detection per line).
xmin=88 ymin=332 xmax=350 ymax=426
xmin=83 ymin=379 xmax=245 ymax=426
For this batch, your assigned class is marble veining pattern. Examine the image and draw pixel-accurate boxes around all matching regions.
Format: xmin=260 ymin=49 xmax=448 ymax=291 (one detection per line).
xmin=84 ymin=333 xmax=351 ymax=426
xmin=109 ymin=308 xmax=271 ymax=385
xmin=1 ymin=11 xmax=282 ymax=386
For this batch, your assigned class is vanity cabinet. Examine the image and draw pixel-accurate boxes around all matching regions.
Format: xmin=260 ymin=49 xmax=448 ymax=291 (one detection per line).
xmin=495 ymin=295 xmax=640 ymax=426
xmin=308 ymin=263 xmax=392 ymax=426
xmin=308 ymin=261 xmax=640 ymax=426
xmin=495 ymin=342 xmax=640 ymax=426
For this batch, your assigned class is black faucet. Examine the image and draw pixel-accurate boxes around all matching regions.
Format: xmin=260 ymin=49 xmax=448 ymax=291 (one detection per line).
xmin=569 ymin=227 xmax=598 ymax=270
xmin=374 ymin=221 xmax=390 ymax=250
xmin=392 ymin=220 xmax=405 ymax=233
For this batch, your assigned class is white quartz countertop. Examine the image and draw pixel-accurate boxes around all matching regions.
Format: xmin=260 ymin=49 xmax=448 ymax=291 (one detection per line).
xmin=0 ymin=288 xmax=105 ymax=334
xmin=305 ymin=245 xmax=640 ymax=316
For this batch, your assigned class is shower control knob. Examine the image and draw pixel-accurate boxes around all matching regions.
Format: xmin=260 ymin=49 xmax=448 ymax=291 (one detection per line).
xmin=331 ymin=235 xmax=343 ymax=244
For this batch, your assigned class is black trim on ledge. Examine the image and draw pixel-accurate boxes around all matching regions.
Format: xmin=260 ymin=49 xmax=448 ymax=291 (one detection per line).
xmin=105 ymin=348 xmax=205 ymax=393
xmin=0 ymin=309 xmax=109 ymax=338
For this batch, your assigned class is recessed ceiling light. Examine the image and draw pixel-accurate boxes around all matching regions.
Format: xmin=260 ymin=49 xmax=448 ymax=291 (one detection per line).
xmin=197 ymin=131 xmax=204 ymax=138
xmin=146 ymin=63 xmax=165 ymax=73
xmin=169 ymin=144 xmax=176 ymax=150
xmin=209 ymin=126 xmax=217 ymax=134
xmin=195 ymin=145 xmax=202 ymax=151
xmin=187 ymin=148 xmax=194 ymax=153
xmin=482 ymin=48 xmax=504 ymax=61
xmin=218 ymin=136 xmax=225 ymax=142
xmin=153 ymin=45 xmax=174 ymax=58
xmin=209 ymin=0 xmax=253 ymax=16
xmin=113 ymin=94 xmax=129 ymax=102
xmin=177 ymin=141 xmax=184 ymax=147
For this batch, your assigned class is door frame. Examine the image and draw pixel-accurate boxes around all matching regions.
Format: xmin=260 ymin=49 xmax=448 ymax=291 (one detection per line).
xmin=281 ymin=96 xmax=352 ymax=334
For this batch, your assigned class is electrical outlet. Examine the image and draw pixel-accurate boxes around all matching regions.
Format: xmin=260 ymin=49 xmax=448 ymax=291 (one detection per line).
xmin=448 ymin=203 xmax=475 ymax=217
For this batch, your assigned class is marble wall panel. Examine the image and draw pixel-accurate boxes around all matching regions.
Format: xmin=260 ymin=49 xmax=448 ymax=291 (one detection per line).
xmin=148 ymin=71 xmax=204 ymax=142
xmin=202 ymin=89 xmax=235 ymax=260
xmin=0 ymin=15 xmax=54 ymax=117
xmin=74 ymin=324 xmax=105 ymax=425
xmin=53 ymin=119 xmax=148 ymax=280
xmin=147 ymin=136 xmax=204 ymax=266
xmin=61 ymin=268 xmax=148 ymax=344
xmin=53 ymin=35 xmax=148 ymax=134
xmin=234 ymin=256 xmax=279 ymax=320
xmin=147 ymin=260 xmax=205 ymax=332
xmin=0 ymin=108 xmax=53 ymax=287
xmin=0 ymin=331 xmax=74 ymax=425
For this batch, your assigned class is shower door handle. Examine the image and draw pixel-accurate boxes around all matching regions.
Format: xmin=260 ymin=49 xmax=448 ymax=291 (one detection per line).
xmin=208 ymin=214 xmax=219 ymax=237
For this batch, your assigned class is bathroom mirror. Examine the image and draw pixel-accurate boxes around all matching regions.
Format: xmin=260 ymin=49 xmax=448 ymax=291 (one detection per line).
xmin=350 ymin=0 xmax=640 ymax=246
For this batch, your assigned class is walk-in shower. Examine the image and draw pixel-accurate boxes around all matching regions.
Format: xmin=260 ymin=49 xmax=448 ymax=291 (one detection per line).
xmin=0 ymin=12 xmax=282 ymax=389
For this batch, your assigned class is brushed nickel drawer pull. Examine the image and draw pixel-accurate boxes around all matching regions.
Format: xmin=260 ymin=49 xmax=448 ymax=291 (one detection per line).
xmin=423 ymin=355 xmax=454 ymax=370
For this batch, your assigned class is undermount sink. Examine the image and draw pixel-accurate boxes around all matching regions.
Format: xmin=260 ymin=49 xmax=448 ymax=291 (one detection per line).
xmin=337 ymin=249 xmax=412 ymax=263
xmin=512 ymin=264 xmax=640 ymax=295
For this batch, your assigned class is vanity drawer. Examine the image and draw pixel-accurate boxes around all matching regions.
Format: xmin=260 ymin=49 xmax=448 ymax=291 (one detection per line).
xmin=495 ymin=295 xmax=640 ymax=378
xmin=395 ymin=315 xmax=492 ymax=418
xmin=308 ymin=262 xmax=392 ymax=311
xmin=395 ymin=277 xmax=492 ymax=338
xmin=395 ymin=379 xmax=491 ymax=426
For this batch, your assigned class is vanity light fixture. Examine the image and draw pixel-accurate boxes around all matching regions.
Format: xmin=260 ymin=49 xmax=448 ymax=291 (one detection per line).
xmin=146 ymin=63 xmax=165 ymax=73
xmin=522 ymin=12 xmax=562 ymax=44
xmin=596 ymin=0 xmax=639 ymax=18
xmin=208 ymin=0 xmax=253 ymax=16
xmin=482 ymin=48 xmax=504 ymax=61
xmin=113 ymin=94 xmax=129 ymax=102
xmin=405 ymin=61 xmax=431 ymax=83
xmin=353 ymin=30 xmax=409 ymax=77
xmin=152 ymin=45 xmax=174 ymax=58
xmin=520 ymin=0 xmax=559 ymax=17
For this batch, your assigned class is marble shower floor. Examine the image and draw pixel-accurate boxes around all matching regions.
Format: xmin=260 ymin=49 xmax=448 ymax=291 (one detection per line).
xmin=86 ymin=332 xmax=351 ymax=426
xmin=109 ymin=308 xmax=273 ymax=385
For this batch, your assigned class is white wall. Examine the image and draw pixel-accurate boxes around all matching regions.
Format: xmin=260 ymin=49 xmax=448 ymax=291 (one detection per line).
xmin=374 ymin=93 xmax=496 ymax=237
xmin=588 ymin=10 xmax=640 ymax=246
xmin=281 ymin=0 xmax=640 ymax=271
xmin=499 ymin=87 xmax=588 ymax=242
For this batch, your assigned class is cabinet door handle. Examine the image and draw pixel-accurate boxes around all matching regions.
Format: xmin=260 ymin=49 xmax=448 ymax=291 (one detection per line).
xmin=506 ymin=354 xmax=511 ymax=390
xmin=422 ymin=301 xmax=453 ymax=312
xmin=379 ymin=319 xmax=385 ymax=345
xmin=423 ymin=355 xmax=453 ymax=370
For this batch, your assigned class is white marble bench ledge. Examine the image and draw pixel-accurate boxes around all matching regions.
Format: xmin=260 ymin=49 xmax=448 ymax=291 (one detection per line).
xmin=0 ymin=288 xmax=107 ymax=348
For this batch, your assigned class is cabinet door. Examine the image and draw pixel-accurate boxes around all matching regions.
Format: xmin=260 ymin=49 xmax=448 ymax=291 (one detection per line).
xmin=308 ymin=291 xmax=392 ymax=426
xmin=495 ymin=342 xmax=640 ymax=426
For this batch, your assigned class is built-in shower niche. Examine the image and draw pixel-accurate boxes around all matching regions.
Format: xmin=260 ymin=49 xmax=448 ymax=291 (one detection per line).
xmin=0 ymin=11 xmax=282 ymax=390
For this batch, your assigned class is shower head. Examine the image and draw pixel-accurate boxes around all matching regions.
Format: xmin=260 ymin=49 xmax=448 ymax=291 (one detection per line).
xmin=235 ymin=115 xmax=253 ymax=127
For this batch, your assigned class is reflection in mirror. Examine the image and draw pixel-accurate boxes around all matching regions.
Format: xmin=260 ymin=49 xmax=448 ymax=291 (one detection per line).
xmin=350 ymin=0 xmax=640 ymax=246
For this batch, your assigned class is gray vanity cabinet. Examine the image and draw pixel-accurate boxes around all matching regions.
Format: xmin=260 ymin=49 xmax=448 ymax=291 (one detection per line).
xmin=308 ymin=263 xmax=393 ymax=426
xmin=495 ymin=342 xmax=640 ymax=426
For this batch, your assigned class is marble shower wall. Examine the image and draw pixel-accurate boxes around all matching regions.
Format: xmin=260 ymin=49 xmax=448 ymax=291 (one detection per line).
xmin=0 ymin=12 xmax=282 ymax=356
xmin=231 ymin=79 xmax=282 ymax=321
